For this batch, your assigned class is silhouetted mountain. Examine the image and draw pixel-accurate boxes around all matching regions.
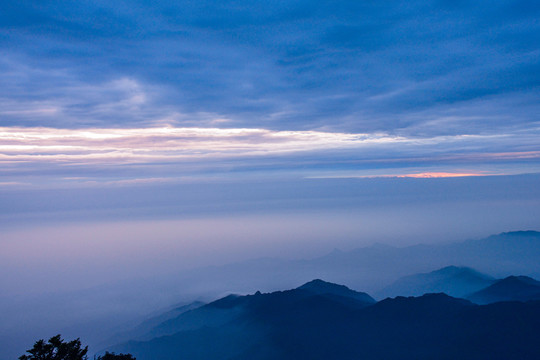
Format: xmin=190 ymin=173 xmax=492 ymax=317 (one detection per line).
xmin=108 ymin=280 xmax=540 ymax=360
xmin=298 ymin=279 xmax=376 ymax=304
xmin=132 ymin=279 xmax=373 ymax=343
xmin=376 ymin=266 xmax=495 ymax=299
xmin=468 ymin=275 xmax=540 ymax=304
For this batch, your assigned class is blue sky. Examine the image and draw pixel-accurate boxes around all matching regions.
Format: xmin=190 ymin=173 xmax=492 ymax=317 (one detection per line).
xmin=1 ymin=0 xmax=540 ymax=291
xmin=1 ymin=0 xmax=539 ymax=132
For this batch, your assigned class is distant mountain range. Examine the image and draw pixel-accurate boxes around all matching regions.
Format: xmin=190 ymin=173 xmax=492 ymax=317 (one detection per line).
xmin=160 ymin=230 xmax=540 ymax=298
xmin=99 ymin=230 xmax=540 ymax=358
xmin=4 ymin=230 xmax=540 ymax=360
xmin=376 ymin=266 xmax=495 ymax=299
xmin=107 ymin=278 xmax=540 ymax=360
xmin=468 ymin=276 xmax=540 ymax=304
xmin=376 ymin=266 xmax=540 ymax=304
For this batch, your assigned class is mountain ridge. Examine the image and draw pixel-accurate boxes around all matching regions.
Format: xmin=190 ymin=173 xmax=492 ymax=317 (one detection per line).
xmin=107 ymin=279 xmax=540 ymax=360
xmin=376 ymin=266 xmax=495 ymax=299
xmin=468 ymin=275 xmax=540 ymax=304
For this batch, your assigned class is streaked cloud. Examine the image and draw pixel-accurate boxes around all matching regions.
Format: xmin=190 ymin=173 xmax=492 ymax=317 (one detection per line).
xmin=1 ymin=126 xmax=538 ymax=165
xmin=1 ymin=125 xmax=539 ymax=188
xmin=0 ymin=126 xmax=398 ymax=166
xmin=309 ymin=172 xmax=491 ymax=179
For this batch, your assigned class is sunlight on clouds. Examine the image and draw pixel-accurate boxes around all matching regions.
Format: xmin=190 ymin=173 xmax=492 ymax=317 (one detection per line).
xmin=1 ymin=126 xmax=539 ymax=184
xmin=397 ymin=172 xmax=485 ymax=178
xmin=307 ymin=171 xmax=493 ymax=179
xmin=0 ymin=126 xmax=406 ymax=164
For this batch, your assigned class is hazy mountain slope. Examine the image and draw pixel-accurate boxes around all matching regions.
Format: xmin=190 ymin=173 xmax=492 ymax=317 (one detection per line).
xmin=6 ymin=231 xmax=540 ymax=360
xmin=129 ymin=301 xmax=205 ymax=337
xmin=468 ymin=276 xmax=540 ymax=304
xmin=148 ymin=280 xmax=373 ymax=337
xmin=145 ymin=297 xmax=245 ymax=339
xmin=376 ymin=266 xmax=495 ymax=299
xmin=160 ymin=230 xmax=540 ymax=298
xmin=103 ymin=301 xmax=205 ymax=346
xmin=109 ymin=282 xmax=540 ymax=360
xmin=109 ymin=280 xmax=374 ymax=359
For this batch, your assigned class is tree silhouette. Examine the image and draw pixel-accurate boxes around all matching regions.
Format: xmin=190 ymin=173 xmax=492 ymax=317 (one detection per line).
xmin=19 ymin=334 xmax=88 ymax=360
xmin=95 ymin=352 xmax=136 ymax=360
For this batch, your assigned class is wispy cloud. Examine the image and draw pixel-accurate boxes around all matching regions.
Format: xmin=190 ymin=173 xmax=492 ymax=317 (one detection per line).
xmin=0 ymin=126 xmax=404 ymax=164
xmin=1 ymin=125 xmax=539 ymax=188
xmin=308 ymin=172 xmax=492 ymax=179
xmin=2 ymin=126 xmax=538 ymax=165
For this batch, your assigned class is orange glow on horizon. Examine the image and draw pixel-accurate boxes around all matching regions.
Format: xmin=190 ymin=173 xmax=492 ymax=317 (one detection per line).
xmin=396 ymin=172 xmax=487 ymax=178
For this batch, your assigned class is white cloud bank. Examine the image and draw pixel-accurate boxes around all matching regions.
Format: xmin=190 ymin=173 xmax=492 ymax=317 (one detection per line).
xmin=1 ymin=126 xmax=538 ymax=163
xmin=0 ymin=126 xmax=404 ymax=162
xmin=1 ymin=125 xmax=539 ymax=187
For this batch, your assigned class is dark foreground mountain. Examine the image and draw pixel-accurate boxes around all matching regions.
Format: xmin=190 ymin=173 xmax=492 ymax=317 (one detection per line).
xmin=108 ymin=280 xmax=540 ymax=360
xmin=468 ymin=276 xmax=540 ymax=304
xmin=376 ymin=266 xmax=495 ymax=299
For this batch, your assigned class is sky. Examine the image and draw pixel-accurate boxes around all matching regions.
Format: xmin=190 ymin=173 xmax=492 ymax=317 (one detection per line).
xmin=1 ymin=0 xmax=540 ymax=292
xmin=1 ymin=1 xmax=540 ymax=358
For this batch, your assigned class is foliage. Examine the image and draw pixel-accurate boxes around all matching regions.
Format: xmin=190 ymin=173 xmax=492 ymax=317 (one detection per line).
xmin=95 ymin=352 xmax=136 ymax=360
xmin=19 ymin=334 xmax=88 ymax=360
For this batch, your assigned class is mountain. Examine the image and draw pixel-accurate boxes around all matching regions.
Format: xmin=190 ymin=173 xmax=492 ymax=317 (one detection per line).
xmin=103 ymin=301 xmax=205 ymax=346
xmin=144 ymin=279 xmax=373 ymax=339
xmin=131 ymin=301 xmax=205 ymax=336
xmin=150 ymin=230 xmax=540 ymax=298
xmin=5 ymin=231 xmax=540 ymax=360
xmin=376 ymin=266 xmax=495 ymax=299
xmin=468 ymin=276 xmax=540 ymax=304
xmin=107 ymin=280 xmax=540 ymax=360
xmin=298 ymin=279 xmax=376 ymax=304
xmin=106 ymin=280 xmax=375 ymax=358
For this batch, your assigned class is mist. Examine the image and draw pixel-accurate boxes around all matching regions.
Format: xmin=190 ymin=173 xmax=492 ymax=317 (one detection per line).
xmin=1 ymin=174 xmax=540 ymax=359
xmin=1 ymin=174 xmax=539 ymax=294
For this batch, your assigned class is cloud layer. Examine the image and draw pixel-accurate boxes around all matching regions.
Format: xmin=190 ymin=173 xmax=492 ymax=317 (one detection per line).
xmin=1 ymin=125 xmax=539 ymax=188
xmin=1 ymin=0 xmax=539 ymax=135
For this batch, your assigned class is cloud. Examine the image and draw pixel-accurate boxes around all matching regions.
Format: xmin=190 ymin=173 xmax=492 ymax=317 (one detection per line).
xmin=1 ymin=125 xmax=539 ymax=188
xmin=0 ymin=1 xmax=538 ymax=186
xmin=0 ymin=126 xmax=404 ymax=163
xmin=308 ymin=172 xmax=491 ymax=179
xmin=0 ymin=0 xmax=538 ymax=135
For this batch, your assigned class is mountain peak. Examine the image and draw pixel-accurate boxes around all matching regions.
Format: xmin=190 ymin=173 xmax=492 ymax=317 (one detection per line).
xmin=495 ymin=275 xmax=540 ymax=287
xmin=433 ymin=266 xmax=494 ymax=280
xmin=298 ymin=279 xmax=375 ymax=304
xmin=376 ymin=265 xmax=495 ymax=299
xmin=298 ymin=279 xmax=353 ymax=294
xmin=468 ymin=275 xmax=540 ymax=304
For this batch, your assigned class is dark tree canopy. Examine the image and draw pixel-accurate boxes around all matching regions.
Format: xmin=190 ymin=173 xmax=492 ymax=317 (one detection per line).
xmin=19 ymin=335 xmax=88 ymax=360
xmin=95 ymin=352 xmax=136 ymax=360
